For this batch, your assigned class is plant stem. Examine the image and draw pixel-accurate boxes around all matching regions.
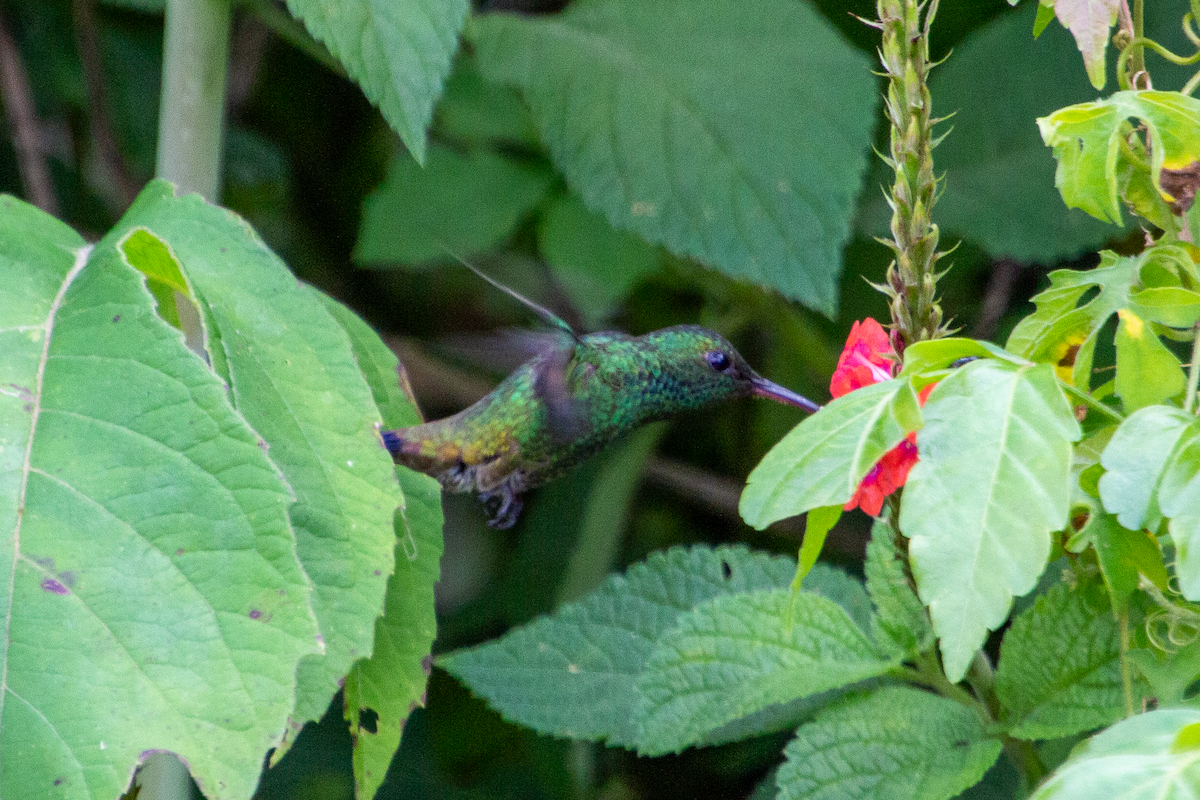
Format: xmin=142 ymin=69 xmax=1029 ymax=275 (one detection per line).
xmin=1131 ymin=0 xmax=1146 ymax=84
xmin=1119 ymin=605 xmax=1136 ymax=716
xmin=156 ymin=0 xmax=233 ymax=201
xmin=876 ymin=0 xmax=947 ymax=348
xmin=137 ymin=753 xmax=192 ymax=800
xmin=1186 ymin=323 xmax=1200 ymax=414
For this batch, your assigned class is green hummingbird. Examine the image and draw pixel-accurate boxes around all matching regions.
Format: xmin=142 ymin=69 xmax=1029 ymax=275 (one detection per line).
xmin=383 ymin=266 xmax=819 ymax=529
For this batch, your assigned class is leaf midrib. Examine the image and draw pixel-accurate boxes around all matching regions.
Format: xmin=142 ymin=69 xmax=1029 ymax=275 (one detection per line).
xmin=1 ymin=244 xmax=91 ymax=727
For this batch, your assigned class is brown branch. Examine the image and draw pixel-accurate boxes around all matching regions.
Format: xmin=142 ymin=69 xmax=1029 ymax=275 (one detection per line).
xmin=0 ymin=7 xmax=58 ymax=214
xmin=72 ymin=0 xmax=140 ymax=209
xmin=971 ymin=257 xmax=1023 ymax=341
xmin=644 ymin=457 xmax=868 ymax=558
xmin=226 ymin=10 xmax=270 ymax=115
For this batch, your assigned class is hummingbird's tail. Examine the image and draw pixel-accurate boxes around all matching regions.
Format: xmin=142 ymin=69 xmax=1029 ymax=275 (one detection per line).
xmin=381 ymin=428 xmax=408 ymax=455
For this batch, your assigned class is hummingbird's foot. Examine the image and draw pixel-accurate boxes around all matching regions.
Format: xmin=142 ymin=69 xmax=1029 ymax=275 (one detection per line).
xmin=480 ymin=488 xmax=523 ymax=529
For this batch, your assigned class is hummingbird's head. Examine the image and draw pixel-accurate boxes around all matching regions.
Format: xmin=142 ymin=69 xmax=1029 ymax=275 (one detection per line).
xmin=642 ymin=326 xmax=820 ymax=413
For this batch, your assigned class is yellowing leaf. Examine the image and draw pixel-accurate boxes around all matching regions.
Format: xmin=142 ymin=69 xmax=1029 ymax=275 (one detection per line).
xmin=1039 ymin=91 xmax=1200 ymax=223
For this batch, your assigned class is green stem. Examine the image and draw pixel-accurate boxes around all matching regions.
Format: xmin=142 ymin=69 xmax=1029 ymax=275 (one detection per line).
xmin=137 ymin=753 xmax=192 ymax=800
xmin=1119 ymin=605 xmax=1136 ymax=717
xmin=966 ymin=652 xmax=1047 ymax=789
xmin=1186 ymin=324 xmax=1200 ymax=414
xmin=1131 ymin=0 xmax=1146 ymax=81
xmin=156 ymin=0 xmax=233 ymax=201
xmin=1061 ymin=383 xmax=1125 ymax=424
xmin=908 ymin=651 xmax=983 ymax=711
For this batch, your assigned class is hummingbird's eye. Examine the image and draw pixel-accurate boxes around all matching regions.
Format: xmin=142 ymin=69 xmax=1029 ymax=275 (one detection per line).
xmin=705 ymin=350 xmax=732 ymax=372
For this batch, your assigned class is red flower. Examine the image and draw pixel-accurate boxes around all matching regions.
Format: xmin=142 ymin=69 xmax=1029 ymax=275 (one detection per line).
xmin=831 ymin=319 xmax=896 ymax=398
xmin=832 ymin=320 xmax=934 ymax=517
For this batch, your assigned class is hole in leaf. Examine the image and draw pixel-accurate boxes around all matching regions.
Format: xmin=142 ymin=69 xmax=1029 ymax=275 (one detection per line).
xmin=1074 ymin=285 xmax=1100 ymax=309
xmin=358 ymin=707 xmax=379 ymax=734
xmin=720 ymin=560 xmax=732 ymax=579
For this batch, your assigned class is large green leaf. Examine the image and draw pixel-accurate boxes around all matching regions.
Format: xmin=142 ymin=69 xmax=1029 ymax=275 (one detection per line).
xmin=1029 ymin=709 xmax=1200 ymax=800
xmin=900 ymin=361 xmax=1081 ymax=682
xmin=0 ymin=194 xmax=319 ymax=799
xmin=355 ymin=143 xmax=555 ymax=266
xmin=536 ymin=192 xmax=662 ymax=329
xmin=1098 ymin=404 xmax=1192 ymax=531
xmin=320 ymin=293 xmax=444 ymax=800
xmin=995 ymin=582 xmax=1126 ymax=740
xmin=775 ymin=687 xmax=1001 ymax=800
xmin=111 ymin=182 xmax=403 ymax=726
xmin=740 ymin=379 xmax=923 ymax=529
xmin=1155 ymin=419 xmax=1200 ymax=600
xmin=438 ymin=546 xmax=873 ymax=749
xmin=469 ymin=0 xmax=876 ymax=314
xmin=285 ymin=0 xmax=469 ymax=162
xmin=635 ymin=589 xmax=893 ymax=756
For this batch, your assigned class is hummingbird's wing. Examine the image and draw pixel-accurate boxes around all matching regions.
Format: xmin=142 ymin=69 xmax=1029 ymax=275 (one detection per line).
xmin=533 ymin=340 xmax=594 ymax=445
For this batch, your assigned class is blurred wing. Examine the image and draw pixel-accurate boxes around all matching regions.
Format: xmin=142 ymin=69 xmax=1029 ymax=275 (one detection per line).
xmin=534 ymin=343 xmax=592 ymax=444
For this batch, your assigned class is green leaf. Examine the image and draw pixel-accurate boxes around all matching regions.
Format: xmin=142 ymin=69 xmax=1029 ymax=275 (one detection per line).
xmin=995 ymin=582 xmax=1126 ymax=739
xmin=1004 ymin=246 xmax=1199 ymax=389
xmin=1033 ymin=2 xmax=1057 ymax=36
xmin=1088 ymin=512 xmax=1168 ymax=609
xmin=438 ymin=545 xmax=797 ymax=748
xmin=804 ymin=563 xmax=875 ymax=637
xmin=1114 ymin=310 xmax=1185 ymax=411
xmin=865 ymin=518 xmax=934 ymax=658
xmin=900 ymin=361 xmax=1081 ymax=682
xmin=469 ymin=0 xmax=876 ymax=315
xmin=117 ymin=227 xmax=185 ymax=329
xmin=319 ymin=293 xmax=444 ymax=800
xmin=433 ymin=51 xmax=539 ymax=147
xmin=1154 ymin=420 xmax=1200 ymax=600
xmin=635 ymin=589 xmax=894 ymax=756
xmin=1006 ymin=249 xmax=1135 ymax=371
xmin=740 ymin=379 xmax=923 ymax=529
xmin=1128 ymin=641 xmax=1200 ymax=706
xmin=1098 ymin=404 xmax=1192 ymax=531
xmin=285 ymin=0 xmax=469 ymax=162
xmin=1039 ymin=91 xmax=1200 ymax=224
xmin=1029 ymin=709 xmax=1200 ymax=799
xmin=775 ymin=687 xmax=1001 ymax=800
xmin=795 ymin=506 xmax=841 ymax=589
xmin=0 ymin=194 xmax=319 ymax=799
xmin=355 ymin=144 xmax=555 ymax=266
xmin=899 ymin=338 xmax=1030 ymax=380
xmin=111 ymin=181 xmax=403 ymax=725
xmin=537 ymin=192 xmax=661 ymax=329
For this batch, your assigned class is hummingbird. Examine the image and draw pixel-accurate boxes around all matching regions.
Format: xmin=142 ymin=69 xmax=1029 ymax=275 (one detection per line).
xmin=382 ymin=265 xmax=820 ymax=529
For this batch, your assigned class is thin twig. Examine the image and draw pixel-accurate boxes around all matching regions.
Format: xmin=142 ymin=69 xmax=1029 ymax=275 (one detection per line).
xmin=73 ymin=0 xmax=140 ymax=208
xmin=226 ymin=10 xmax=270 ymax=114
xmin=0 ymin=7 xmax=58 ymax=214
xmin=971 ymin=258 xmax=1022 ymax=341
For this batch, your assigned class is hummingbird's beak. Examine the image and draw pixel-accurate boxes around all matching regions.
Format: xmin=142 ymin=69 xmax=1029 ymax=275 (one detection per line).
xmin=750 ymin=376 xmax=821 ymax=414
